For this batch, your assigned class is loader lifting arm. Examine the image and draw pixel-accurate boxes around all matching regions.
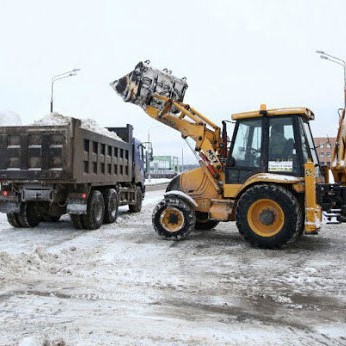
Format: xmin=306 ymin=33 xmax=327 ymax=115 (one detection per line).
xmin=331 ymin=107 xmax=346 ymax=184
xmin=110 ymin=61 xmax=226 ymax=178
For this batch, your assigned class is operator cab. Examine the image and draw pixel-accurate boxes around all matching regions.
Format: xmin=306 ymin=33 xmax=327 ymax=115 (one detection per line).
xmin=225 ymin=106 xmax=319 ymax=184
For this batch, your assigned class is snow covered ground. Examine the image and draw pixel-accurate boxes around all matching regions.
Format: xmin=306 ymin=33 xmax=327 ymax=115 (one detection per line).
xmin=0 ymin=186 xmax=345 ymax=345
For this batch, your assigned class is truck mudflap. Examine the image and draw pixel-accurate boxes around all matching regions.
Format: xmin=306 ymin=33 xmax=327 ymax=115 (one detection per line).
xmin=110 ymin=61 xmax=188 ymax=112
xmin=66 ymin=203 xmax=87 ymax=214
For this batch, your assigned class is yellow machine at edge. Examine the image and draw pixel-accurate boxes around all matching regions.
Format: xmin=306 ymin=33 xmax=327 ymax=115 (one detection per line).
xmin=111 ymin=61 xmax=346 ymax=249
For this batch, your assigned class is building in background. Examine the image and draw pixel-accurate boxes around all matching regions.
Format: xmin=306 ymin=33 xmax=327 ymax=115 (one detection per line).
xmin=149 ymin=156 xmax=179 ymax=178
xmin=314 ymin=137 xmax=336 ymax=167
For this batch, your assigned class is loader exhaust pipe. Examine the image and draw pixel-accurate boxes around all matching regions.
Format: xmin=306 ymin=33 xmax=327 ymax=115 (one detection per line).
xmin=110 ymin=60 xmax=188 ymax=112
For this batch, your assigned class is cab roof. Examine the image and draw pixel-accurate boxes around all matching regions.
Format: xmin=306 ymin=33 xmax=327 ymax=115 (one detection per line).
xmin=232 ymin=107 xmax=315 ymax=121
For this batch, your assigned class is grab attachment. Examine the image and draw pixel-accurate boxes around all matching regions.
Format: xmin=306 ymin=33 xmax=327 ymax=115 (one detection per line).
xmin=110 ymin=60 xmax=188 ymax=112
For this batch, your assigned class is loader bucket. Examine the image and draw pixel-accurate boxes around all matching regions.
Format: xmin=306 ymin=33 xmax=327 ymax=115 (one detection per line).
xmin=110 ymin=61 xmax=188 ymax=111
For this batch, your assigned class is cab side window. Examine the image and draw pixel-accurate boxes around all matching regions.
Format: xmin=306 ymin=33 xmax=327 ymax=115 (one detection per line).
xmin=232 ymin=119 xmax=262 ymax=168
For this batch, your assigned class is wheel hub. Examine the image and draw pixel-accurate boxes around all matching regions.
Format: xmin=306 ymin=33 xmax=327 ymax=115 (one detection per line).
xmin=160 ymin=207 xmax=185 ymax=233
xmin=259 ymin=208 xmax=275 ymax=225
xmin=247 ymin=199 xmax=284 ymax=237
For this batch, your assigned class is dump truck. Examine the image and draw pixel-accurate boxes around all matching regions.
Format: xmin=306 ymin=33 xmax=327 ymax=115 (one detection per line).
xmin=0 ymin=115 xmax=145 ymax=229
xmin=110 ymin=61 xmax=346 ymax=248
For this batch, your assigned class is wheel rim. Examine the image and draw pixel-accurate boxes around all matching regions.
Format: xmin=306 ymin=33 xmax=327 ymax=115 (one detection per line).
xmin=247 ymin=199 xmax=284 ymax=237
xmin=160 ymin=207 xmax=185 ymax=233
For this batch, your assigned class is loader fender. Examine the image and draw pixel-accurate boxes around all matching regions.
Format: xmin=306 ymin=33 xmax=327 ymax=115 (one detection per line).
xmin=164 ymin=191 xmax=198 ymax=208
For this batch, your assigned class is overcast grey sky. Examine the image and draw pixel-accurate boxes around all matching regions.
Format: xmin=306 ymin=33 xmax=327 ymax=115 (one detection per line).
xmin=1 ymin=0 xmax=346 ymax=163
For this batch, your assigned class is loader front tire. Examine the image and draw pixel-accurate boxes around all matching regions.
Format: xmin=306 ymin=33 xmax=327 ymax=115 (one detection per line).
xmin=152 ymin=197 xmax=196 ymax=240
xmin=236 ymin=184 xmax=302 ymax=249
xmin=82 ymin=190 xmax=105 ymax=230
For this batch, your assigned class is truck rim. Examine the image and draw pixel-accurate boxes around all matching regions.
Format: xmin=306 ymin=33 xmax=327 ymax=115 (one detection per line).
xmin=247 ymin=199 xmax=284 ymax=237
xmin=160 ymin=207 xmax=185 ymax=233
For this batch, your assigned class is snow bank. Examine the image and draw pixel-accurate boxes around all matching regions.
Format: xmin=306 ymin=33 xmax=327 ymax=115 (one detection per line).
xmin=33 ymin=113 xmax=124 ymax=141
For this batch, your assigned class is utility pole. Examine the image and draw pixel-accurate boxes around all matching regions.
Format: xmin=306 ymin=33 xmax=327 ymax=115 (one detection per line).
xmin=317 ymin=51 xmax=346 ymax=108
xmin=50 ymin=69 xmax=80 ymax=113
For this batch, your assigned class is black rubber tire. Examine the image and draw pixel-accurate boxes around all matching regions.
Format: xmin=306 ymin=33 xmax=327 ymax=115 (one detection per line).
xmin=17 ymin=202 xmax=41 ymax=228
xmin=195 ymin=212 xmax=220 ymax=230
xmin=82 ymin=190 xmax=105 ymax=230
xmin=235 ymin=184 xmax=302 ymax=249
xmin=152 ymin=197 xmax=196 ymax=240
xmin=129 ymin=186 xmax=143 ymax=213
xmin=42 ymin=215 xmax=61 ymax=222
xmin=103 ymin=188 xmax=118 ymax=224
xmin=7 ymin=213 xmax=22 ymax=228
xmin=70 ymin=214 xmax=84 ymax=229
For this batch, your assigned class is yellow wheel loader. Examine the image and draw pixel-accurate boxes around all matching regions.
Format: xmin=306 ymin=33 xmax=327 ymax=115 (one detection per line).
xmin=111 ymin=61 xmax=346 ymax=248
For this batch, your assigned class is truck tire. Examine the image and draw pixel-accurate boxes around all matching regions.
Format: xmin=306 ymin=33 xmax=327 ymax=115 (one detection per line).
xmin=152 ymin=197 xmax=196 ymax=240
xmin=70 ymin=214 xmax=84 ymax=229
xmin=195 ymin=212 xmax=219 ymax=230
xmin=42 ymin=215 xmax=61 ymax=222
xmin=82 ymin=190 xmax=105 ymax=230
xmin=17 ymin=202 xmax=41 ymax=228
xmin=7 ymin=213 xmax=22 ymax=228
xmin=103 ymin=188 xmax=118 ymax=224
xmin=129 ymin=186 xmax=143 ymax=213
xmin=236 ymin=184 xmax=302 ymax=249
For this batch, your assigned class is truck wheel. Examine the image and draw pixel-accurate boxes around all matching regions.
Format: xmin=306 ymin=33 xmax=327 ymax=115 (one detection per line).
xmin=129 ymin=186 xmax=143 ymax=213
xmin=7 ymin=213 xmax=22 ymax=228
xmin=17 ymin=202 xmax=41 ymax=228
xmin=70 ymin=214 xmax=84 ymax=229
xmin=236 ymin=184 xmax=302 ymax=249
xmin=103 ymin=188 xmax=118 ymax=223
xmin=195 ymin=212 xmax=219 ymax=230
xmin=82 ymin=190 xmax=105 ymax=230
xmin=42 ymin=215 xmax=61 ymax=222
xmin=152 ymin=197 xmax=196 ymax=240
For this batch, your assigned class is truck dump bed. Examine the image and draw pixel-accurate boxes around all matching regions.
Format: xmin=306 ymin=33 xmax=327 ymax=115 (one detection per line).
xmin=0 ymin=118 xmax=133 ymax=184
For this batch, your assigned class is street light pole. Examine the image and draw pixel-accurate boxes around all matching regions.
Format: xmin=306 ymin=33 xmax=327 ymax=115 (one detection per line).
xmin=50 ymin=69 xmax=81 ymax=113
xmin=316 ymin=50 xmax=346 ymax=108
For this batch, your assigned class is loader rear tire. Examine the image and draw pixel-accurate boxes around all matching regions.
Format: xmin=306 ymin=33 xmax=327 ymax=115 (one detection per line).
xmin=236 ymin=184 xmax=302 ymax=249
xmin=103 ymin=188 xmax=118 ymax=224
xmin=152 ymin=197 xmax=196 ymax=240
xmin=7 ymin=212 xmax=22 ymax=228
xmin=70 ymin=214 xmax=84 ymax=229
xmin=195 ymin=212 xmax=219 ymax=230
xmin=17 ymin=202 xmax=41 ymax=228
xmin=82 ymin=190 xmax=105 ymax=230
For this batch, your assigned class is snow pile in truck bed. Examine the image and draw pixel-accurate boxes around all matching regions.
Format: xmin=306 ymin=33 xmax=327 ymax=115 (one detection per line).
xmin=80 ymin=118 xmax=124 ymax=141
xmin=33 ymin=113 xmax=124 ymax=141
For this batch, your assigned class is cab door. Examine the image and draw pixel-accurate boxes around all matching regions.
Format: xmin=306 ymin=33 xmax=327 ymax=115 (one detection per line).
xmin=225 ymin=118 xmax=264 ymax=184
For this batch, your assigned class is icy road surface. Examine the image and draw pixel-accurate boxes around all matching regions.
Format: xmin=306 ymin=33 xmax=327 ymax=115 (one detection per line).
xmin=0 ymin=185 xmax=346 ymax=345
